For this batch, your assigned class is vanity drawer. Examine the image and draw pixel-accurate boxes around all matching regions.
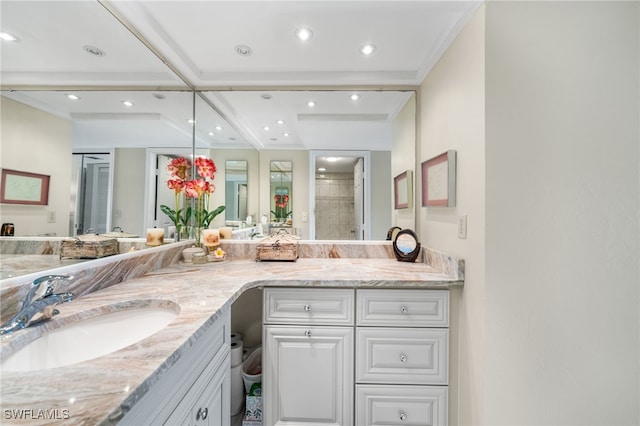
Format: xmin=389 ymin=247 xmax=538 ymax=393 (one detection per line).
xmin=263 ymin=288 xmax=354 ymax=325
xmin=356 ymin=289 xmax=449 ymax=327
xmin=356 ymin=385 xmax=448 ymax=426
xmin=356 ymin=327 xmax=448 ymax=385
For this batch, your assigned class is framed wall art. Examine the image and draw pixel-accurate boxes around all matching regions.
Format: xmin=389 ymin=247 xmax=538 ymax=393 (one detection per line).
xmin=393 ymin=170 xmax=413 ymax=209
xmin=0 ymin=168 xmax=50 ymax=205
xmin=421 ymin=150 xmax=456 ymax=207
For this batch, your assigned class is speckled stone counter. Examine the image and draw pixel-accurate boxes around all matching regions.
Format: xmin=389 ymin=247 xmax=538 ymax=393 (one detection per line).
xmin=0 ymin=242 xmax=463 ymax=425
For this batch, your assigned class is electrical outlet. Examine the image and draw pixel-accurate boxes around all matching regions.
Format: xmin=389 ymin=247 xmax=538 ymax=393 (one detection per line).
xmin=47 ymin=211 xmax=56 ymax=223
xmin=457 ymin=215 xmax=467 ymax=239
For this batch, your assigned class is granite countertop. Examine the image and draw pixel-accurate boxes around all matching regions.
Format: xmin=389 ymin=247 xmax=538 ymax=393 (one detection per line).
xmin=0 ymin=249 xmax=463 ymax=425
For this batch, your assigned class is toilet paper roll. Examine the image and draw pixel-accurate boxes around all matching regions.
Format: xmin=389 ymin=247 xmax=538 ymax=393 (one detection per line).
xmin=230 ymin=332 xmax=243 ymax=343
xmin=230 ymin=364 xmax=244 ymax=416
xmin=230 ymin=340 xmax=244 ymax=367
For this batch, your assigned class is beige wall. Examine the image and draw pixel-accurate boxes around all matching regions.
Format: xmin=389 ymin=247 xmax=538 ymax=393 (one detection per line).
xmin=112 ymin=148 xmax=145 ymax=236
xmin=418 ymin=6 xmax=486 ymax=425
xmin=484 ymin=2 xmax=638 ymax=424
xmin=0 ymin=96 xmax=73 ymax=237
xmin=419 ymin=2 xmax=639 ymax=425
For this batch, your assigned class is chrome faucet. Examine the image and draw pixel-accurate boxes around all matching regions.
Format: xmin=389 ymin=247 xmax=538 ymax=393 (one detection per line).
xmin=0 ymin=275 xmax=74 ymax=335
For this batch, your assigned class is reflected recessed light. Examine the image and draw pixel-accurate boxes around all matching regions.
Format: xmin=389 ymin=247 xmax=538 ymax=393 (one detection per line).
xmin=295 ymin=27 xmax=313 ymax=42
xmin=350 ymin=94 xmax=359 ymax=101
xmin=264 ymin=126 xmax=270 ymax=131
xmin=121 ymin=100 xmax=134 ymax=107
xmin=235 ymin=44 xmax=253 ymax=56
xmin=283 ymin=132 xmax=290 ymax=137
xmin=307 ymin=100 xmax=316 ymax=107
xmin=318 ymin=167 xmax=327 ymax=172
xmin=215 ymin=125 xmax=222 ymax=130
xmin=187 ymin=119 xmax=196 ymax=124
xmin=83 ymin=45 xmax=106 ymax=57
xmin=66 ymin=94 xmax=81 ymax=101
xmin=326 ymin=157 xmax=338 ymax=162
xmin=0 ymin=32 xmax=19 ymax=42
xmin=209 ymin=132 xmax=214 ymax=136
xmin=277 ymin=119 xmax=285 ymax=125
xmin=360 ymin=43 xmax=376 ymax=56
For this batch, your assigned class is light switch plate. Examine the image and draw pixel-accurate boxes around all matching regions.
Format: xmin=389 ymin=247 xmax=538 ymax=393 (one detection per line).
xmin=47 ymin=211 xmax=56 ymax=223
xmin=457 ymin=215 xmax=467 ymax=239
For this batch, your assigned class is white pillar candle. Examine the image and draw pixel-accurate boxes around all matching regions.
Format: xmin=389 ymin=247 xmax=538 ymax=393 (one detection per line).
xmin=220 ymin=227 xmax=233 ymax=239
xmin=146 ymin=228 xmax=164 ymax=246
xmin=202 ymin=228 xmax=220 ymax=248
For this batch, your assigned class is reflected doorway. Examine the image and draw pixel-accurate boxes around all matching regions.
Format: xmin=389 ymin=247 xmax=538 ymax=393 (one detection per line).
xmin=310 ymin=151 xmax=370 ymax=240
xmin=70 ymin=152 xmax=112 ymax=236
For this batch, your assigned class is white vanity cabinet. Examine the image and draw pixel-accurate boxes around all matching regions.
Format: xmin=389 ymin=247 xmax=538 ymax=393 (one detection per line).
xmin=263 ymin=288 xmax=355 ymax=425
xmin=120 ymin=309 xmax=231 ymax=426
xmin=355 ymin=289 xmax=449 ymax=426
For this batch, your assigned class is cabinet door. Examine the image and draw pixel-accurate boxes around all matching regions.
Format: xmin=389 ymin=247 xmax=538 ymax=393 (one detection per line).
xmin=165 ymin=353 xmax=231 ymax=426
xmin=356 ymin=385 xmax=448 ymax=426
xmin=264 ymin=325 xmax=354 ymax=425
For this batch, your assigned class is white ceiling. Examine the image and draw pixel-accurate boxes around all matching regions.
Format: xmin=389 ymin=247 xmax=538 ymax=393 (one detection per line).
xmin=0 ymin=0 xmax=481 ymax=152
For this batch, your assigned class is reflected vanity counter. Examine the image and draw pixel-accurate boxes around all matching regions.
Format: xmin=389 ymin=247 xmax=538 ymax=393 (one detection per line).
xmin=0 ymin=237 xmax=154 ymax=280
xmin=0 ymin=240 xmax=464 ymax=425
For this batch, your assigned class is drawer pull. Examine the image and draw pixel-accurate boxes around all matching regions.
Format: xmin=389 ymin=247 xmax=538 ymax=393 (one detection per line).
xmin=400 ymin=354 xmax=408 ymax=363
xmin=400 ymin=305 xmax=408 ymax=314
xmin=196 ymin=407 xmax=208 ymax=421
xmin=400 ymin=412 xmax=407 ymax=421
xmin=304 ymin=329 xmax=312 ymax=337
xmin=304 ymin=304 xmax=311 ymax=312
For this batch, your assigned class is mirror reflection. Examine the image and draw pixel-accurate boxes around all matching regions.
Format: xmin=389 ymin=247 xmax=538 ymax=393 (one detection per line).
xmin=270 ymin=161 xmax=293 ymax=227
xmin=225 ymin=160 xmax=248 ymax=223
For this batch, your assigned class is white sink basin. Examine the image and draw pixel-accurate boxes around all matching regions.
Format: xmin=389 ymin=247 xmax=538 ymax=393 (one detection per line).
xmin=1 ymin=301 xmax=179 ymax=372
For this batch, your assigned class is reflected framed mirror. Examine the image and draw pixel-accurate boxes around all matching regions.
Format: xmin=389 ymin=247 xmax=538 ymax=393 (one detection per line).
xmin=225 ymin=160 xmax=248 ymax=222
xmin=270 ymin=161 xmax=292 ymax=226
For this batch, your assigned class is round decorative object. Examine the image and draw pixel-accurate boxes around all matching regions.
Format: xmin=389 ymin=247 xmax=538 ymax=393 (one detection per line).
xmin=386 ymin=226 xmax=401 ymax=241
xmin=392 ymin=229 xmax=421 ymax=262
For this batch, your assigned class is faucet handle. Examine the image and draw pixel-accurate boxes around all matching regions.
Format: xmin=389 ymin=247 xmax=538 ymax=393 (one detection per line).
xmin=26 ymin=275 xmax=73 ymax=305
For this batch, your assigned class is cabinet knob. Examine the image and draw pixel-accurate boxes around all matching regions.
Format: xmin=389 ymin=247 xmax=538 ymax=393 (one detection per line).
xmin=196 ymin=407 xmax=208 ymax=421
xmin=400 ymin=305 xmax=408 ymax=314
xmin=304 ymin=330 xmax=312 ymax=337
xmin=400 ymin=354 xmax=408 ymax=363
xmin=304 ymin=304 xmax=311 ymax=312
xmin=400 ymin=412 xmax=407 ymax=421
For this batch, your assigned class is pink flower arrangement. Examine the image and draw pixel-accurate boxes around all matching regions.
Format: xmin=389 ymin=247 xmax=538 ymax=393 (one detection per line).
xmin=160 ymin=156 xmax=225 ymax=243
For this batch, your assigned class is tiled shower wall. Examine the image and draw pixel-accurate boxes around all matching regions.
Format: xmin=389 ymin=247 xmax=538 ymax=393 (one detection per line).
xmin=315 ymin=172 xmax=355 ymax=240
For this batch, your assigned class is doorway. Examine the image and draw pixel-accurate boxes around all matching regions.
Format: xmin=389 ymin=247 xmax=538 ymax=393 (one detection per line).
xmin=309 ymin=151 xmax=371 ymax=240
xmin=70 ymin=152 xmax=113 ymax=236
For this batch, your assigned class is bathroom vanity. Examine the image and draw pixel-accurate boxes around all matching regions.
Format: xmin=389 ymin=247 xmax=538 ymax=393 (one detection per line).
xmin=0 ymin=240 xmax=463 ymax=425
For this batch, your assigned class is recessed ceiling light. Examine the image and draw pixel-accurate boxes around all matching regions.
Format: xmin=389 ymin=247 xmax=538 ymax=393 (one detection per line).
xmin=307 ymin=100 xmax=316 ymax=108
xmin=187 ymin=119 xmax=196 ymax=124
xmin=360 ymin=43 xmax=376 ymax=56
xmin=121 ymin=100 xmax=134 ymax=107
xmin=83 ymin=45 xmax=106 ymax=57
xmin=295 ymin=27 xmax=313 ymax=42
xmin=283 ymin=132 xmax=290 ymax=137
xmin=0 ymin=32 xmax=19 ymax=42
xmin=277 ymin=119 xmax=285 ymax=125
xmin=317 ymin=167 xmax=327 ymax=172
xmin=66 ymin=94 xmax=81 ymax=101
xmin=264 ymin=126 xmax=270 ymax=131
xmin=235 ymin=45 xmax=253 ymax=56
xmin=215 ymin=125 xmax=222 ymax=130
xmin=350 ymin=94 xmax=360 ymax=101
xmin=208 ymin=132 xmax=214 ymax=136
xmin=261 ymin=94 xmax=272 ymax=100
xmin=326 ymin=157 xmax=338 ymax=162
